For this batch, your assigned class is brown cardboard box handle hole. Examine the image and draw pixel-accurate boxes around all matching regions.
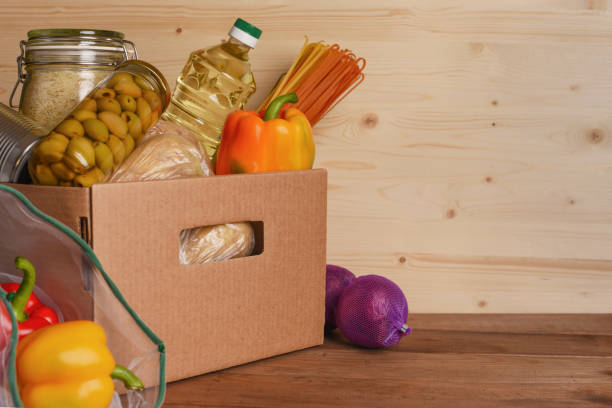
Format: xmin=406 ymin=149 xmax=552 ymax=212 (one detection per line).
xmin=179 ymin=221 xmax=263 ymax=265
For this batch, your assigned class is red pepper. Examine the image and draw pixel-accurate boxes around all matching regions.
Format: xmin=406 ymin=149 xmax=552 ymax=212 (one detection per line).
xmin=1 ymin=257 xmax=59 ymax=341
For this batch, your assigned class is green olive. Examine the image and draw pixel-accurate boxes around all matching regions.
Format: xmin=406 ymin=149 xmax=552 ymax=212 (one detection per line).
xmin=47 ymin=132 xmax=70 ymax=146
xmin=93 ymin=88 xmax=116 ymax=99
xmin=134 ymin=75 xmax=154 ymax=91
xmin=83 ymin=118 xmax=109 ymax=142
xmin=64 ymin=137 xmax=95 ymax=173
xmin=107 ymin=134 xmax=126 ymax=165
xmin=74 ymin=167 xmax=105 ymax=188
xmin=35 ymin=164 xmax=58 ymax=186
xmin=71 ymin=110 xmax=97 ymax=122
xmin=96 ymin=97 xmax=122 ymax=116
xmin=98 ymin=111 xmax=128 ymax=139
xmin=142 ymin=90 xmax=162 ymax=112
xmin=77 ymin=98 xmax=97 ymax=112
xmin=108 ymin=72 xmax=134 ymax=88
xmin=38 ymin=148 xmax=63 ymax=164
xmin=136 ymin=97 xmax=152 ymax=130
xmin=116 ymin=94 xmax=137 ymax=112
xmin=94 ymin=142 xmax=114 ymax=174
xmin=50 ymin=162 xmax=76 ymax=181
xmin=148 ymin=110 xmax=159 ymax=131
xmin=121 ymin=111 xmax=142 ymax=139
xmin=123 ymin=134 xmax=135 ymax=157
xmin=55 ymin=119 xmax=84 ymax=139
xmin=114 ymin=80 xmax=142 ymax=99
xmin=36 ymin=137 xmax=69 ymax=163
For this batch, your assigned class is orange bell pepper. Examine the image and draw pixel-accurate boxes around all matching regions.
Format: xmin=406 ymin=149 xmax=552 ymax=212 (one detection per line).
xmin=216 ymin=93 xmax=315 ymax=174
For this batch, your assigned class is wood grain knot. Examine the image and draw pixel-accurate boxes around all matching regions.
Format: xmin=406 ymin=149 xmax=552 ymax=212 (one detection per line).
xmin=491 ymin=100 xmax=498 ymax=106
xmin=587 ymin=129 xmax=605 ymax=144
xmin=176 ymin=27 xmax=183 ymax=34
xmin=484 ymin=176 xmax=493 ymax=183
xmin=470 ymin=43 xmax=484 ymax=54
xmin=491 ymin=122 xmax=496 ymax=127
xmin=398 ymin=256 xmax=406 ymax=264
xmin=361 ymin=113 xmax=378 ymax=129
xmin=570 ymin=84 xmax=580 ymax=91
xmin=478 ymin=300 xmax=487 ymax=308
xmin=568 ymin=198 xmax=576 ymax=205
xmin=445 ymin=209 xmax=456 ymax=219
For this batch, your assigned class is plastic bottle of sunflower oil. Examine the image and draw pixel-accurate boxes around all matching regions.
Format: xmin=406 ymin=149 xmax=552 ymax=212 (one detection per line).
xmin=161 ymin=18 xmax=261 ymax=160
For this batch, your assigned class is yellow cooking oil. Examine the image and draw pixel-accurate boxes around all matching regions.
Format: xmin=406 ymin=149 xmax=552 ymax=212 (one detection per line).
xmin=161 ymin=19 xmax=261 ymax=160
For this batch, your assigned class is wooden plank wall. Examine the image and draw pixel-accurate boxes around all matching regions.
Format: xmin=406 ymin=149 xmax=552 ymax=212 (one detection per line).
xmin=1 ymin=1 xmax=611 ymax=312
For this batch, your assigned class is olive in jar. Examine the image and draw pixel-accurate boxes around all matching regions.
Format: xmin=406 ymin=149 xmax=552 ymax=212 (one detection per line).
xmin=28 ymin=63 xmax=167 ymax=187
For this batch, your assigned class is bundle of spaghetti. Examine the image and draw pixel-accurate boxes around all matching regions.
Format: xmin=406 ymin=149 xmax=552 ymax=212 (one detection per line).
xmin=258 ymin=38 xmax=365 ymax=126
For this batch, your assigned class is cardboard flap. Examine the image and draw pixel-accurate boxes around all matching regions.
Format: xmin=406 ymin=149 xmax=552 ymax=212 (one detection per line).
xmin=4 ymin=183 xmax=91 ymax=242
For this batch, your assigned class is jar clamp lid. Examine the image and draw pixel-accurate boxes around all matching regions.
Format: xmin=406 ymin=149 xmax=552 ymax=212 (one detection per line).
xmin=10 ymin=29 xmax=138 ymax=108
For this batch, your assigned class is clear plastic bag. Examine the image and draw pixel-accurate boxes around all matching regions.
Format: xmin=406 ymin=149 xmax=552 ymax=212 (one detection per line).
xmin=0 ymin=288 xmax=19 ymax=407
xmin=109 ymin=120 xmax=255 ymax=264
xmin=179 ymin=223 xmax=255 ymax=265
xmin=108 ymin=120 xmax=212 ymax=182
xmin=0 ymin=185 xmax=164 ymax=407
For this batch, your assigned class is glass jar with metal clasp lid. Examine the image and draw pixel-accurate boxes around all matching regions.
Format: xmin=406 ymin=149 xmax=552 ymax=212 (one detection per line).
xmin=10 ymin=29 xmax=138 ymax=134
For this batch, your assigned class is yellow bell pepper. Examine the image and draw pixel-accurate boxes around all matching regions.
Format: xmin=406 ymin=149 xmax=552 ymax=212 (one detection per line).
xmin=17 ymin=320 xmax=144 ymax=408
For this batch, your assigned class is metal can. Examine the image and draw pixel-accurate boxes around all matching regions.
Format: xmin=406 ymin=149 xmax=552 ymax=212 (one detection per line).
xmin=0 ymin=103 xmax=44 ymax=183
xmin=28 ymin=60 xmax=170 ymax=187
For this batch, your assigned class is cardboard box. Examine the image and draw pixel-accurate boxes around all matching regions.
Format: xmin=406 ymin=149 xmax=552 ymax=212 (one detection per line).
xmin=7 ymin=169 xmax=327 ymax=382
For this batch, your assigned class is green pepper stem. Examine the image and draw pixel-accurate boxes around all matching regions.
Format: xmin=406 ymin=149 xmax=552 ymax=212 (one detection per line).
xmin=111 ymin=365 xmax=145 ymax=391
xmin=263 ymin=93 xmax=298 ymax=121
xmin=12 ymin=257 xmax=36 ymax=323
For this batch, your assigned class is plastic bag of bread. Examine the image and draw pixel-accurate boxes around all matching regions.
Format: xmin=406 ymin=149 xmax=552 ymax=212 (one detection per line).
xmin=109 ymin=120 xmax=255 ymax=264
xmin=180 ymin=223 xmax=254 ymax=264
xmin=109 ymin=119 xmax=213 ymax=181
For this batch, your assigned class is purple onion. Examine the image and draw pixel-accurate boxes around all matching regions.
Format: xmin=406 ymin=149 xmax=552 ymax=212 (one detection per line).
xmin=325 ymin=265 xmax=355 ymax=330
xmin=336 ymin=275 xmax=410 ymax=348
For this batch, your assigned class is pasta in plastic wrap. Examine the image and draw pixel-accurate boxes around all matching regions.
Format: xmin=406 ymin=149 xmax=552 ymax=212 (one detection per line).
xmin=0 ymin=185 xmax=164 ymax=407
xmin=110 ymin=120 xmax=255 ymax=264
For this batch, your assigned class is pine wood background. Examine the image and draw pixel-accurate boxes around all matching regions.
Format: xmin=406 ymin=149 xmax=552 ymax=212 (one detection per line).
xmin=1 ymin=1 xmax=611 ymax=312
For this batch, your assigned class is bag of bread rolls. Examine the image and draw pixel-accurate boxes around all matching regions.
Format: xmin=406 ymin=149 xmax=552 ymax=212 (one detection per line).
xmin=179 ymin=223 xmax=254 ymax=264
xmin=109 ymin=120 xmax=255 ymax=264
xmin=109 ymin=119 xmax=213 ymax=181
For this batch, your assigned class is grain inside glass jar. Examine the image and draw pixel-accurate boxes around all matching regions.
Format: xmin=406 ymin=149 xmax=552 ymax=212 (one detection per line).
xmin=12 ymin=29 xmax=137 ymax=134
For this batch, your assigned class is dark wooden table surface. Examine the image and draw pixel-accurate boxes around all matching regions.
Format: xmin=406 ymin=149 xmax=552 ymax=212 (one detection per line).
xmin=165 ymin=314 xmax=612 ymax=407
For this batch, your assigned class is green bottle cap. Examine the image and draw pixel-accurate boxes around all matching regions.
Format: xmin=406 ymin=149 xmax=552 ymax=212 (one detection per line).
xmin=229 ymin=18 xmax=262 ymax=48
